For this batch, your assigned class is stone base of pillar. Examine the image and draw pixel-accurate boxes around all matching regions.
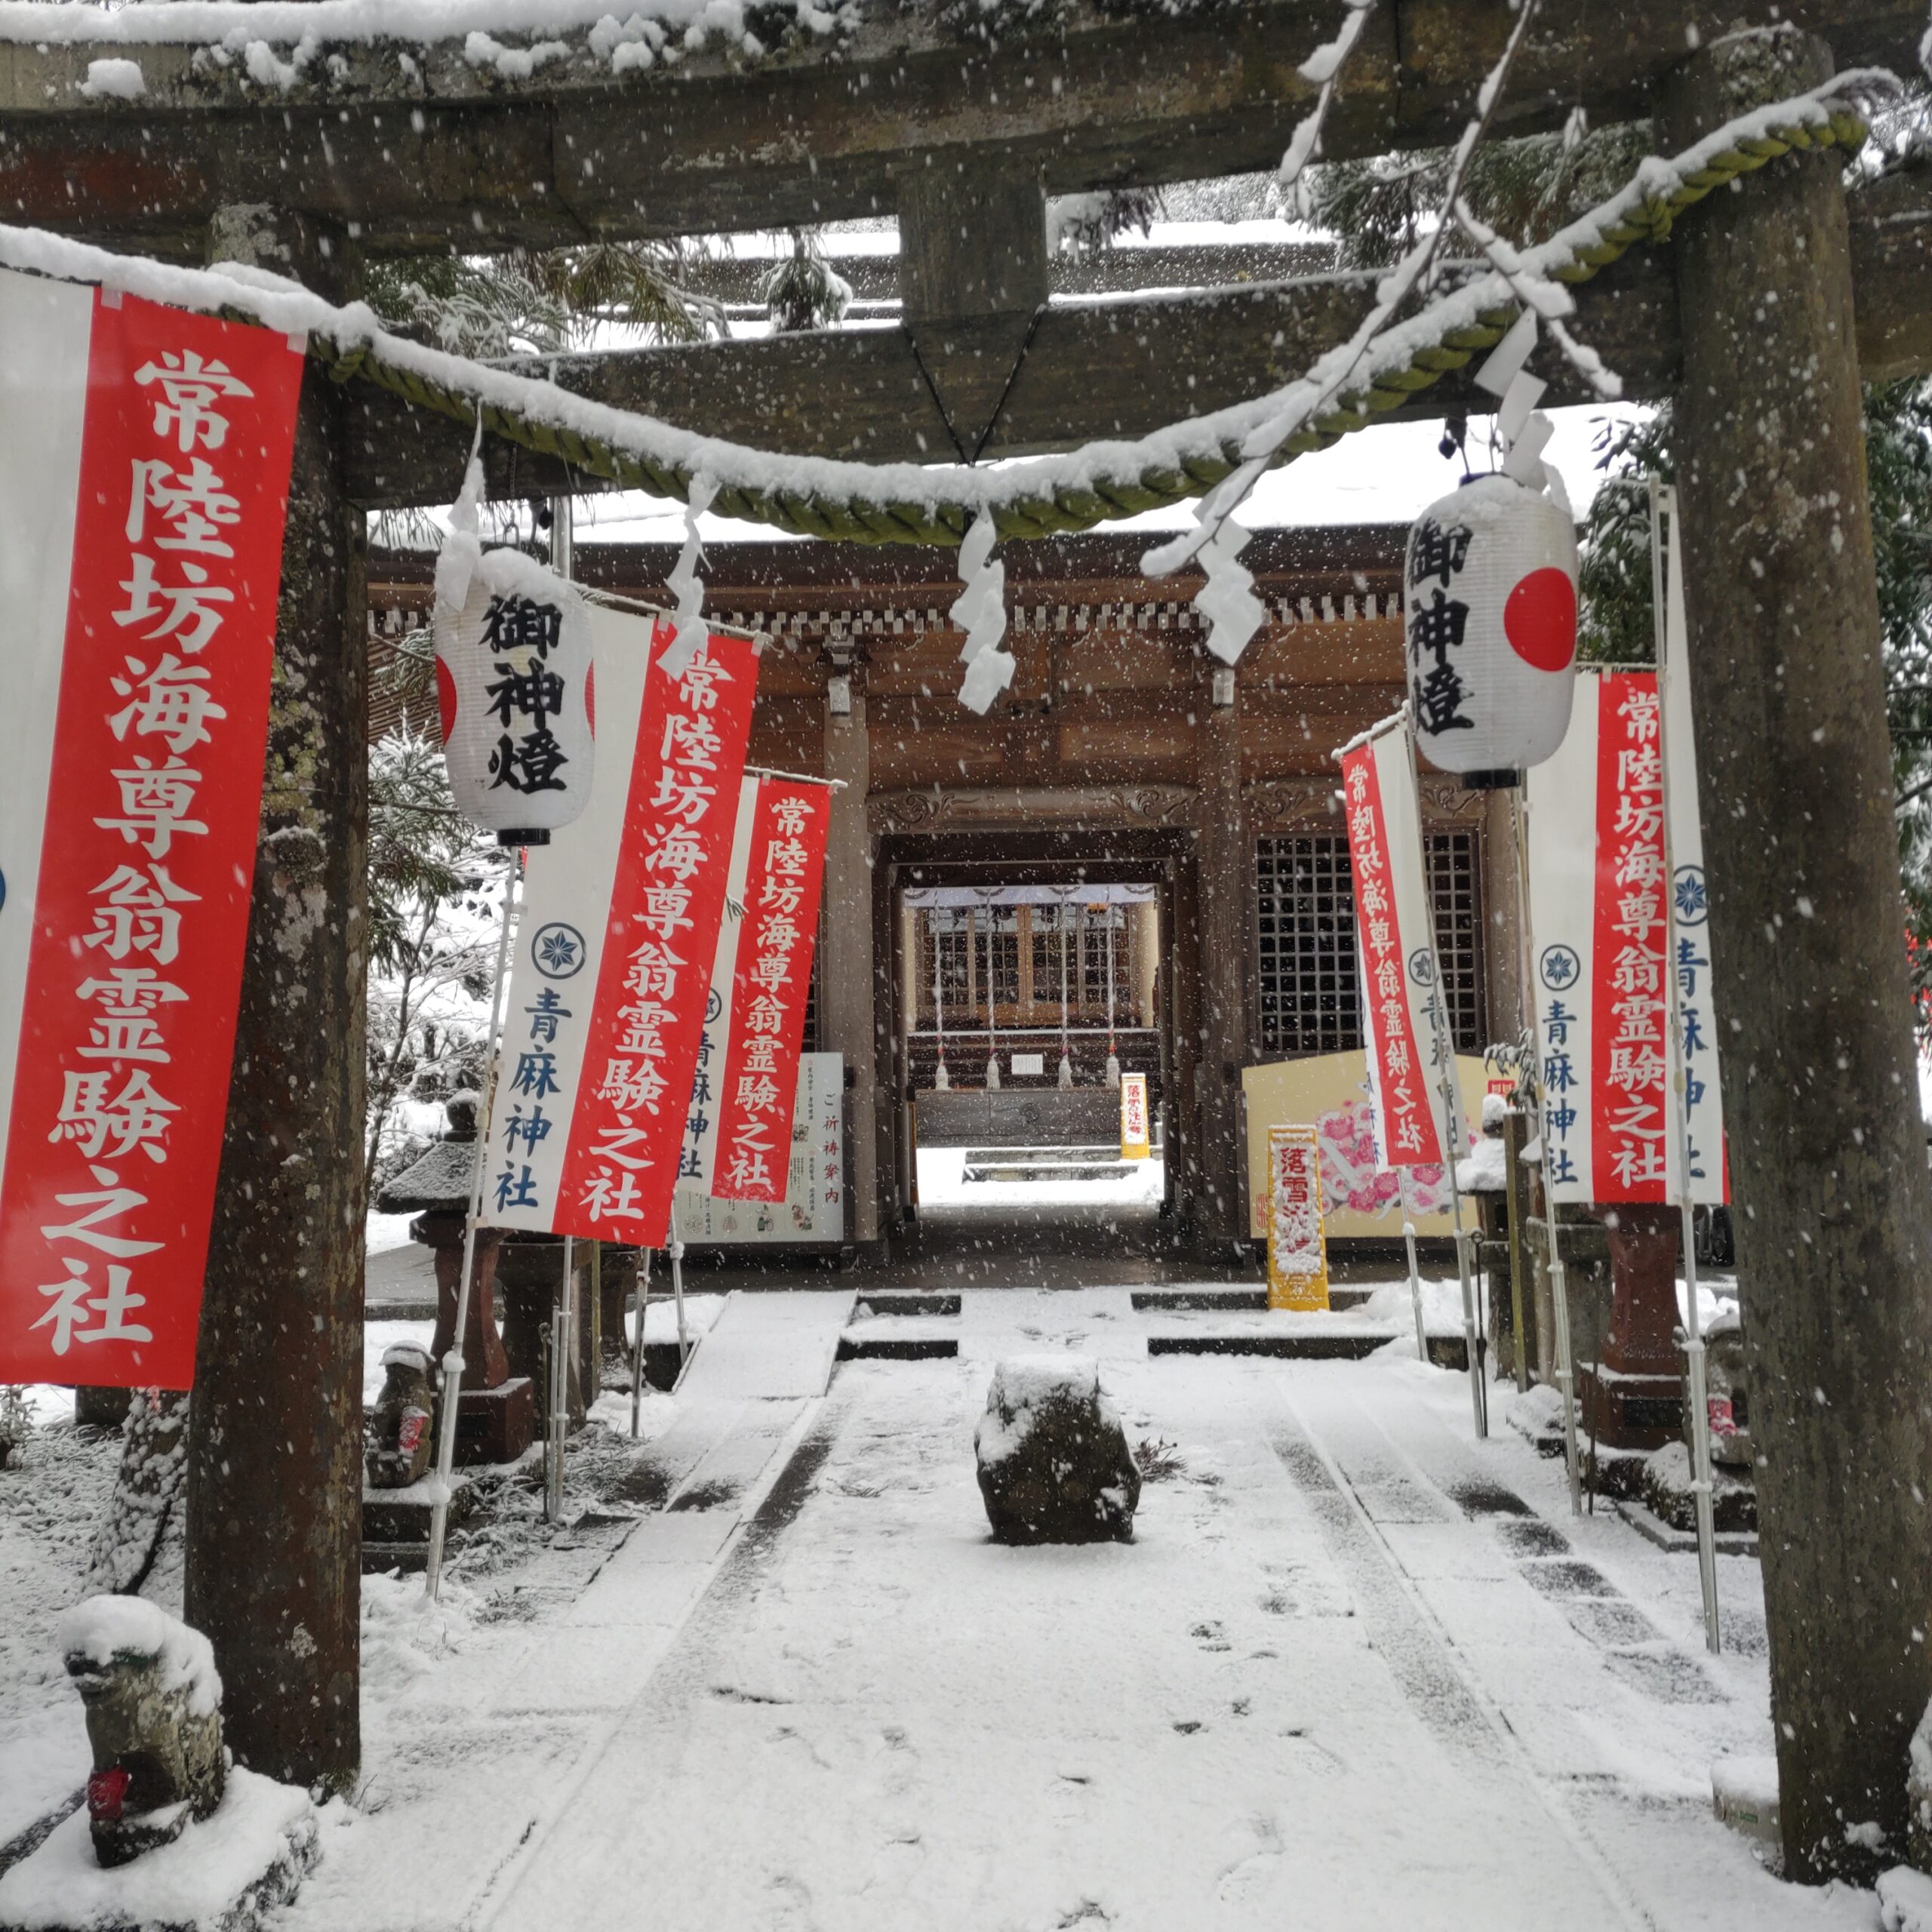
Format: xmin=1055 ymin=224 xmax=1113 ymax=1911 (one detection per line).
xmin=1576 ymin=1362 xmax=1683 ymax=1452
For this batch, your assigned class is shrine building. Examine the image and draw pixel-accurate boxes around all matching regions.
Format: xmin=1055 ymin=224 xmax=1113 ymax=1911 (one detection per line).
xmin=369 ymin=525 xmax=1519 ymax=1258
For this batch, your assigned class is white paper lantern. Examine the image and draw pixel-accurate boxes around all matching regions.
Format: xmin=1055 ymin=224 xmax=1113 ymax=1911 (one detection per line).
xmin=433 ymin=547 xmax=595 ymax=846
xmin=1403 ymin=473 xmax=1577 ymax=784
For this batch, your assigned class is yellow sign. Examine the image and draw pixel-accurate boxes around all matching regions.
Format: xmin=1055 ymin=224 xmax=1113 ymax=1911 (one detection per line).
xmin=1267 ymin=1124 xmax=1330 ymax=1312
xmin=1119 ymin=1072 xmax=1150 ymax=1161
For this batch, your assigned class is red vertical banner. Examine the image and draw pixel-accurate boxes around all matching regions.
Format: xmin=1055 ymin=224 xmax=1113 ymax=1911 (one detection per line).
xmin=0 ymin=285 xmax=303 ymax=1389
xmin=1338 ymin=731 xmax=1444 ymax=1168
xmin=1590 ymin=672 xmax=1669 ymax=1200
xmin=546 ymin=628 xmax=758 ymax=1245
xmin=711 ymin=780 xmax=831 ymax=1201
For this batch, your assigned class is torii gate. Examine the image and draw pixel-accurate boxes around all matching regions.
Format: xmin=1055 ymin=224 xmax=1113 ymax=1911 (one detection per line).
xmin=2 ymin=0 xmax=1927 ymax=1881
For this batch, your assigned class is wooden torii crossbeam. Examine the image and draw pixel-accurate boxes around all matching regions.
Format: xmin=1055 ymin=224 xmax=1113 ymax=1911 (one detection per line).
xmin=0 ymin=0 xmax=1910 ymax=253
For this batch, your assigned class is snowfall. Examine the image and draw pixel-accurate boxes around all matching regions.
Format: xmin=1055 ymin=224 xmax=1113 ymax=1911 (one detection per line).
xmin=0 ymin=1211 xmax=1903 ymax=1932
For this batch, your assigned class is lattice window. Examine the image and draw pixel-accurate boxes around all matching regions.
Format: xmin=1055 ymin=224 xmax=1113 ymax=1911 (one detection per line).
xmin=1425 ymin=829 xmax=1484 ymax=1054
xmin=1080 ymin=906 xmax=1126 ymax=1020
xmin=980 ymin=906 xmax=1020 ymax=1013
xmin=1029 ymin=904 xmax=1069 ymax=1010
xmin=1256 ymin=835 xmax=1360 ymax=1057
xmin=1255 ymin=831 xmax=1483 ymax=1057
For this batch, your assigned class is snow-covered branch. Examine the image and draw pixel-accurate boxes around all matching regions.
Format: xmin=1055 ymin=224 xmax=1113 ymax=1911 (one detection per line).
xmin=1278 ymin=0 xmax=1377 ymax=205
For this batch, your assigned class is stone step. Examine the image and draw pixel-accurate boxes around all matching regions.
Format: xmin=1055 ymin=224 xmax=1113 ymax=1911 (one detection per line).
xmin=835 ymin=1336 xmax=961 ymax=1362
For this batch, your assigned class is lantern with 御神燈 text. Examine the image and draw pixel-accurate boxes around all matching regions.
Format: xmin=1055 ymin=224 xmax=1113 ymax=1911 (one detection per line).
xmin=1403 ymin=472 xmax=1577 ymax=786
xmin=433 ymin=544 xmax=595 ymax=847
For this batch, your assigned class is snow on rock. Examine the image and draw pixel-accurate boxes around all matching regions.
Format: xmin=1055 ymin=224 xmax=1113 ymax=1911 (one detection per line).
xmin=463 ymin=28 xmax=566 ymax=75
xmin=1909 ymin=1697 xmax=1932 ymax=1871
xmin=57 ymin=1595 xmax=220 ymax=1720
xmin=0 ymin=0 xmax=834 ymax=55
xmin=1481 ymin=1092 xmax=1509 ymax=1131
xmin=0 ymin=1766 xmax=316 ymax=1932
xmin=975 ymin=1355 xmax=1140 ymax=1545
xmin=1882 ymin=1865 xmax=1932 ymax=1932
xmin=1456 ymin=1133 xmax=1508 ymax=1193
xmin=78 ymin=55 xmax=144 ymax=96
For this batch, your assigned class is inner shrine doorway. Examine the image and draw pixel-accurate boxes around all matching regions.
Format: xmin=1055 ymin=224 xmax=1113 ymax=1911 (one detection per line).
xmin=881 ymin=831 xmax=1197 ymax=1253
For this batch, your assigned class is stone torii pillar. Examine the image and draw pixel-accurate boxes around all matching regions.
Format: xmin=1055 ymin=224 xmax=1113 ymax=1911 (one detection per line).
xmin=183 ymin=207 xmax=366 ymax=1791
xmin=1665 ymin=31 xmax=1932 ymax=1880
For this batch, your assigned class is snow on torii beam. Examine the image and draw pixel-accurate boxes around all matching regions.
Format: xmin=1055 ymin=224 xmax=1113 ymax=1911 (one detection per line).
xmin=0 ymin=0 xmax=1915 ymax=257
xmin=344 ymin=170 xmax=1932 ymax=512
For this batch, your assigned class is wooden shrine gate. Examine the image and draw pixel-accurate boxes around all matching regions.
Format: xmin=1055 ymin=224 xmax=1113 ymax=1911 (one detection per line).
xmin=2 ymin=0 xmax=1929 ymax=1881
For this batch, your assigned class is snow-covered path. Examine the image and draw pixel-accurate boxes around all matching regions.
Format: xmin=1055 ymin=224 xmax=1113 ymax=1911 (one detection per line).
xmin=3 ymin=1285 xmax=1849 ymax=1930
xmin=383 ymin=1295 xmax=1852 ymax=1932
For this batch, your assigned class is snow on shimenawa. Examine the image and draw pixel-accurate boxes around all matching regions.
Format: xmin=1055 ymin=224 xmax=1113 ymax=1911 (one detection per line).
xmin=5 ymin=1 xmax=1932 ymax=1927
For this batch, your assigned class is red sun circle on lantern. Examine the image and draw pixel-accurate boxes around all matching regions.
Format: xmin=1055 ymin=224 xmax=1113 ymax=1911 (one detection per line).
xmin=1504 ymin=567 xmax=1577 ymax=672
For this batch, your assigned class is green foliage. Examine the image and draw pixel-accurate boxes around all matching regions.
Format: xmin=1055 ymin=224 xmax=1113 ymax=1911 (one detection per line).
xmin=762 ymin=229 xmax=852 ymax=334
xmin=1576 ymin=408 xmax=1670 ymax=666
xmin=364 ymin=239 xmax=723 ymax=361
xmin=1305 ymin=122 xmax=1654 ymax=270
xmin=367 ymin=723 xmax=489 ymax=979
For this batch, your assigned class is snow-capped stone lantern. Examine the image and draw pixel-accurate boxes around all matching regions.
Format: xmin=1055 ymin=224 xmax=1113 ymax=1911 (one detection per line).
xmin=1403 ymin=472 xmax=1577 ymax=787
xmin=434 ymin=494 xmax=595 ymax=846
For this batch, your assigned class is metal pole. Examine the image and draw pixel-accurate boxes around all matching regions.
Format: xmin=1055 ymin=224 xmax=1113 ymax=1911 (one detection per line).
xmin=669 ymin=1199 xmax=690 ymax=1364
xmin=1512 ymin=786 xmax=1583 ymax=1513
xmin=425 ymin=851 xmax=519 ymax=1598
xmin=1404 ymin=729 xmax=1485 ymax=1437
xmin=1399 ymin=1169 xmax=1428 ymax=1362
xmin=546 ymin=1235 xmax=571 ymax=1524
xmin=1651 ymin=477 xmax=1722 ymax=1653
xmin=629 ymin=1246 xmax=654 ymax=1438
xmin=1438 ymin=1048 xmax=1487 ymax=1438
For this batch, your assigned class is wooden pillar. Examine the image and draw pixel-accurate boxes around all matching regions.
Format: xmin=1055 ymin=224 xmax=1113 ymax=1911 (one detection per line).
xmin=183 ymin=208 xmax=365 ymax=1791
xmin=1194 ymin=672 xmax=1248 ymax=1244
xmin=1664 ymin=31 xmax=1932 ymax=1880
xmin=823 ymin=681 xmax=882 ymax=1247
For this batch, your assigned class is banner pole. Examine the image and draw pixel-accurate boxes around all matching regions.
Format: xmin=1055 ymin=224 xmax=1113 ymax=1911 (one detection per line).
xmin=546 ymin=1235 xmax=573 ymax=1523
xmin=629 ymin=1245 xmax=654 ymax=1438
xmin=1404 ymin=726 xmax=1485 ymax=1438
xmin=669 ymin=1199 xmax=690 ymax=1365
xmin=1652 ymin=478 xmax=1722 ymax=1654
xmin=1398 ymin=1169 xmax=1428 ymax=1362
xmin=1512 ymin=786 xmax=1583 ymax=1513
xmin=426 ymin=850 xmax=520 ymax=1599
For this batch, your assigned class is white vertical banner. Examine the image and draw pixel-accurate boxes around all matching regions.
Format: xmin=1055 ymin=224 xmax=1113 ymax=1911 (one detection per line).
xmin=1658 ymin=502 xmax=1728 ymax=1205
xmin=1523 ymin=673 xmax=1600 ymax=1202
xmin=678 ymin=774 xmax=758 ymax=1194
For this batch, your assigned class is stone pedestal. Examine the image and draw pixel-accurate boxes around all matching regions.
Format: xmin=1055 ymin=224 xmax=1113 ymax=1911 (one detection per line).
xmin=362 ymin=1472 xmax=475 ymax=1572
xmin=415 ymin=1211 xmax=508 ymax=1390
xmin=1575 ymin=1204 xmax=1682 ymax=1451
xmin=598 ymin=1245 xmax=640 ymax=1380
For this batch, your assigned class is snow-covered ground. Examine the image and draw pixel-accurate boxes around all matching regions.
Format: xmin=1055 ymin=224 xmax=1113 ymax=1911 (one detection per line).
xmin=0 ymin=1284 xmax=1874 ymax=1928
